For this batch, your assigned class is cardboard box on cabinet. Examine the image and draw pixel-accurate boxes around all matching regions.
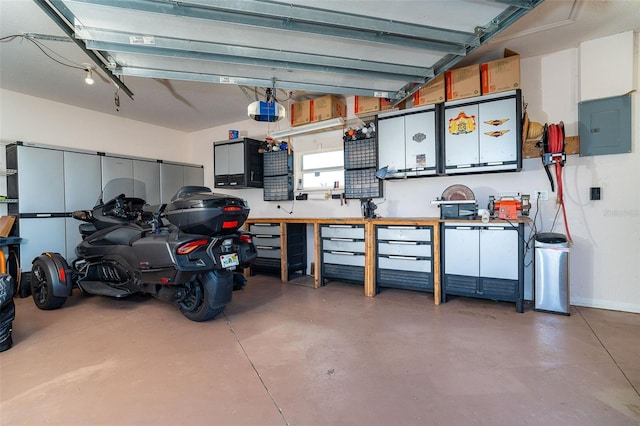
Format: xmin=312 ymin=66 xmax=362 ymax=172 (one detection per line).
xmin=414 ymin=73 xmax=446 ymax=106
xmin=290 ymin=99 xmax=312 ymax=126
xmin=481 ymin=49 xmax=521 ymax=95
xmin=446 ymin=64 xmax=481 ymax=101
xmin=312 ymin=95 xmax=346 ymax=122
xmin=354 ymin=96 xmax=392 ymax=115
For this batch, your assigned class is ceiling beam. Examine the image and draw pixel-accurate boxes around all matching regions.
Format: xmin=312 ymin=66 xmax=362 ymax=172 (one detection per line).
xmin=114 ymin=67 xmax=405 ymax=99
xmin=488 ymin=0 xmax=541 ymax=9
xmin=79 ymin=29 xmax=432 ymax=82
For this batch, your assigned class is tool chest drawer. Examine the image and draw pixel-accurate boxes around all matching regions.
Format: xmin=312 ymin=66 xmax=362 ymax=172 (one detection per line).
xmin=321 ymin=224 xmax=365 ymax=285
xmin=252 ymin=236 xmax=281 ymax=247
xmin=377 ymin=241 xmax=431 ymax=257
xmin=321 ymin=224 xmax=365 ymax=239
xmin=322 ymin=238 xmax=365 ymax=253
xmin=377 ymin=256 xmax=431 ymax=273
xmin=375 ymin=225 xmax=434 ymax=293
xmin=377 ymin=226 xmax=431 ymax=242
xmin=249 ymin=223 xmax=281 ymax=236
xmin=255 ymin=245 xmax=281 ymax=259
xmin=323 ymin=252 xmax=366 ymax=267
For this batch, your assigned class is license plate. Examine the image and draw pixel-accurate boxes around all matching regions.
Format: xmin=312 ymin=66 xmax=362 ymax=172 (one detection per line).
xmin=220 ymin=253 xmax=239 ymax=268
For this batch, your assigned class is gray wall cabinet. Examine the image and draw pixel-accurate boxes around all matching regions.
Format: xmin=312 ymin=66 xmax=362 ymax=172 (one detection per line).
xmin=377 ymin=105 xmax=439 ymax=178
xmin=444 ymin=90 xmax=522 ymax=174
xmin=214 ymin=138 xmax=263 ymax=188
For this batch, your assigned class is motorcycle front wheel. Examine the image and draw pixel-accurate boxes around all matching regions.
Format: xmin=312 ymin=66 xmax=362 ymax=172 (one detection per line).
xmin=31 ymin=259 xmax=67 ymax=310
xmin=179 ymin=270 xmax=232 ymax=322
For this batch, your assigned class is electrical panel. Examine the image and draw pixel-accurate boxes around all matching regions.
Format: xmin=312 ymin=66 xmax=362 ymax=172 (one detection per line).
xmin=578 ymin=94 xmax=631 ymax=156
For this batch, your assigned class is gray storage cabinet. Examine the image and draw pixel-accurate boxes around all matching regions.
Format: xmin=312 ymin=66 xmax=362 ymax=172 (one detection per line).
xmin=320 ymin=224 xmax=366 ymax=285
xmin=6 ymin=142 xmax=203 ymax=289
xmin=375 ymin=225 xmax=434 ymax=292
xmin=442 ymin=222 xmax=525 ymax=312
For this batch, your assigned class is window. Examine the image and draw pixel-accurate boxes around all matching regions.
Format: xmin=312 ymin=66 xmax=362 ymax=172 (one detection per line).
xmin=300 ymin=149 xmax=344 ymax=190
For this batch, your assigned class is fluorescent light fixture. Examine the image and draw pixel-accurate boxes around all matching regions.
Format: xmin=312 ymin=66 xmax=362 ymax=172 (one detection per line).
xmin=270 ymin=117 xmax=345 ymax=139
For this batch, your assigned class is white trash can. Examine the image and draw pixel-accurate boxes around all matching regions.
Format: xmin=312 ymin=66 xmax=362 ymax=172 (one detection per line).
xmin=534 ymin=233 xmax=570 ymax=315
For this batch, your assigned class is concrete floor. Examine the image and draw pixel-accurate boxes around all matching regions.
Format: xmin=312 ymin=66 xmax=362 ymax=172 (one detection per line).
xmin=1 ymin=274 xmax=639 ymax=426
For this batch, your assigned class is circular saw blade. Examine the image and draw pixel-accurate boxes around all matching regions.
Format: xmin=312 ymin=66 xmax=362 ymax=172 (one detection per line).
xmin=441 ymin=184 xmax=475 ymax=201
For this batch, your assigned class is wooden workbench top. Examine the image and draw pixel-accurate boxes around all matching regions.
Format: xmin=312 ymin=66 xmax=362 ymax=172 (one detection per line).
xmin=246 ymin=216 xmax=532 ymax=224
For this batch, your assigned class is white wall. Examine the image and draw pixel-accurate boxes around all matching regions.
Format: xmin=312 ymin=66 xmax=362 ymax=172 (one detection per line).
xmin=0 ymin=89 xmax=189 ymax=160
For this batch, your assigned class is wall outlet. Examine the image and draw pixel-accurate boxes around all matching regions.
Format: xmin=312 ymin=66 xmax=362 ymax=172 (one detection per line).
xmin=535 ymin=190 xmax=549 ymax=201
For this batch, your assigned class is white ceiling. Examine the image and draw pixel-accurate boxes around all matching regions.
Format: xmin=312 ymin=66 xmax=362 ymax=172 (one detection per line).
xmin=1 ymin=0 xmax=639 ymax=133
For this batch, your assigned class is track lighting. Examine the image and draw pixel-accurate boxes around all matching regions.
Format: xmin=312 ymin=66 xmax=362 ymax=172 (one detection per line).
xmin=84 ymin=68 xmax=94 ymax=85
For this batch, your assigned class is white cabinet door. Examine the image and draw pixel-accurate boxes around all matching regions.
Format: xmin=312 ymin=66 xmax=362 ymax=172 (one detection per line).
xmin=184 ymin=165 xmax=204 ymax=187
xmin=18 ymin=146 xmax=65 ymax=213
xmin=404 ymin=109 xmax=437 ymax=174
xmin=479 ymin=97 xmax=518 ymax=164
xmin=102 ymin=156 xmax=134 ymax=200
xmin=134 ymin=160 xmax=161 ymax=205
xmin=479 ymin=227 xmax=519 ymax=280
xmin=20 ymin=217 xmax=66 ymax=272
xmin=444 ymin=226 xmax=479 ymax=276
xmin=160 ymin=162 xmax=183 ymax=203
xmin=377 ymin=114 xmax=406 ymax=175
xmin=444 ymin=103 xmax=479 ymax=168
xmin=227 ymin=142 xmax=246 ymax=175
xmin=214 ymin=144 xmax=230 ymax=176
xmin=64 ymin=151 xmax=101 ymax=211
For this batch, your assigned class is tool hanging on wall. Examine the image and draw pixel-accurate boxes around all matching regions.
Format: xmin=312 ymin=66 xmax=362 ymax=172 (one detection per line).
xmin=539 ymin=122 xmax=572 ymax=243
xmin=538 ymin=122 xmax=565 ymax=191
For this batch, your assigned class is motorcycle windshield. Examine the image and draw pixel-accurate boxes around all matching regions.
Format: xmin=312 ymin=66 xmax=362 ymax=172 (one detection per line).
xmin=98 ymin=178 xmax=151 ymax=207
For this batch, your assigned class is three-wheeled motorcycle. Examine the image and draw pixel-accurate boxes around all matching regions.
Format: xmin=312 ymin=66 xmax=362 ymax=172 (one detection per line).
xmin=30 ymin=185 xmax=256 ymax=322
